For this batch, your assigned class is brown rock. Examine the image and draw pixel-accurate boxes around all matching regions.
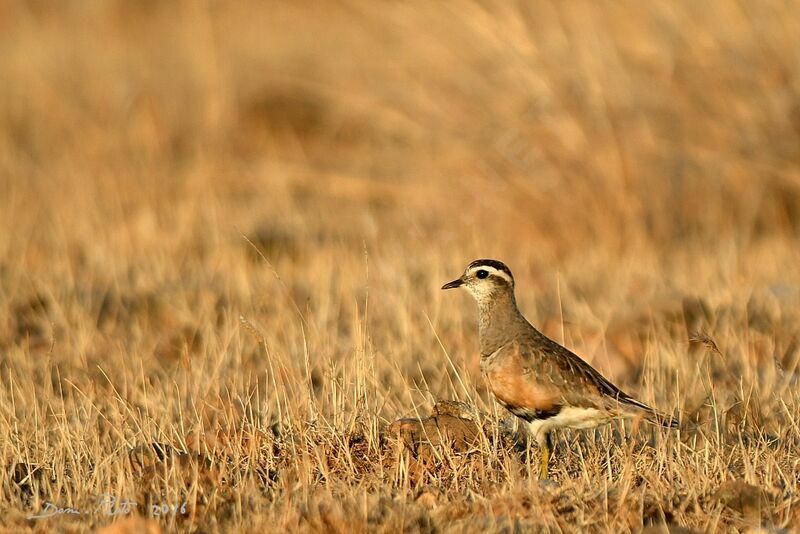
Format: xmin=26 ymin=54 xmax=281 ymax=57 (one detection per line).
xmin=432 ymin=400 xmax=478 ymax=420
xmin=389 ymin=411 xmax=481 ymax=460
xmin=388 ymin=400 xmax=524 ymax=465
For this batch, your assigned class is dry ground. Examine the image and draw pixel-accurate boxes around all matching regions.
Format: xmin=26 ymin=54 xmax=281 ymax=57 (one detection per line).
xmin=2 ymin=1 xmax=800 ymax=532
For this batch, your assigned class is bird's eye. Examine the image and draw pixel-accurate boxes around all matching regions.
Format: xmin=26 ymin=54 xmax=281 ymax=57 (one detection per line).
xmin=476 ymin=270 xmax=489 ymax=279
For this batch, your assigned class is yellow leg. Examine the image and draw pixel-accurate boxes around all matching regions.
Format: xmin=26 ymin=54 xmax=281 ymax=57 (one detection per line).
xmin=539 ymin=431 xmax=552 ymax=479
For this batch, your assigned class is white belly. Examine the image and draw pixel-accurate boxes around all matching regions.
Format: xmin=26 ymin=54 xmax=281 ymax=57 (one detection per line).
xmin=527 ymin=407 xmax=609 ymax=441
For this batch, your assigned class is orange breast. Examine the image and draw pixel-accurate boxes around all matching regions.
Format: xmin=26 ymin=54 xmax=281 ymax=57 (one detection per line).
xmin=485 ymin=347 xmax=558 ymax=414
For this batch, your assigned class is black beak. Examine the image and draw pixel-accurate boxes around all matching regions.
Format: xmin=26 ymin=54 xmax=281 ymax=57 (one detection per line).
xmin=441 ymin=278 xmax=464 ymax=290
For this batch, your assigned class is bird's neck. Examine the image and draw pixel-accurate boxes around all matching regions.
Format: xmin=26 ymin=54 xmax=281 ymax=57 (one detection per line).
xmin=477 ymin=290 xmax=530 ymax=357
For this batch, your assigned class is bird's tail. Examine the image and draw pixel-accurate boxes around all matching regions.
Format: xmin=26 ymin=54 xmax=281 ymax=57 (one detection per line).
xmin=621 ymin=396 xmax=679 ymax=428
xmin=648 ymin=409 xmax=679 ymax=428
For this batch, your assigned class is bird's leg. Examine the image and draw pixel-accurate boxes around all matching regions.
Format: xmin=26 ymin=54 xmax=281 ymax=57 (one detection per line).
xmin=539 ymin=431 xmax=552 ymax=479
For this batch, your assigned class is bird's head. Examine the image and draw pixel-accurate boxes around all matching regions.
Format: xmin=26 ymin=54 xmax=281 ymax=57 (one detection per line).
xmin=441 ymin=259 xmax=515 ymax=305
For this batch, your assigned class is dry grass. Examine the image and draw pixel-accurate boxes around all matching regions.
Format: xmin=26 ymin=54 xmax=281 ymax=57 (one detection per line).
xmin=2 ymin=1 xmax=800 ymax=532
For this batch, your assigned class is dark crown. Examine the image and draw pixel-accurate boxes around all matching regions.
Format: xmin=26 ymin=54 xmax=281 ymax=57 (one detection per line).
xmin=468 ymin=259 xmax=514 ymax=280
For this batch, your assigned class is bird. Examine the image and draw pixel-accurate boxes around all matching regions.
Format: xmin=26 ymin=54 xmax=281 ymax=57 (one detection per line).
xmin=441 ymin=259 xmax=678 ymax=479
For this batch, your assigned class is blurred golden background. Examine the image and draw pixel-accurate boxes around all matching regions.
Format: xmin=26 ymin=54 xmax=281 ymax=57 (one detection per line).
xmin=5 ymin=1 xmax=800 ymax=254
xmin=2 ymin=1 xmax=800 ymax=531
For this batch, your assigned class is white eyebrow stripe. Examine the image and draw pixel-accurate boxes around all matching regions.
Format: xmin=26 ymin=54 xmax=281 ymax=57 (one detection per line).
xmin=467 ymin=265 xmax=513 ymax=284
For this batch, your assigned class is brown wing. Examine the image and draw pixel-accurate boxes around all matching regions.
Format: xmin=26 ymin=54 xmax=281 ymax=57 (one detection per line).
xmin=483 ymin=342 xmax=563 ymax=420
xmin=531 ymin=335 xmax=678 ymax=427
xmin=486 ymin=337 xmax=677 ymax=427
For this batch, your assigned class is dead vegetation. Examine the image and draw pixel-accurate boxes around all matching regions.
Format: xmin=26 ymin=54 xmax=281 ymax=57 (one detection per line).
xmin=2 ymin=1 xmax=800 ymax=532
